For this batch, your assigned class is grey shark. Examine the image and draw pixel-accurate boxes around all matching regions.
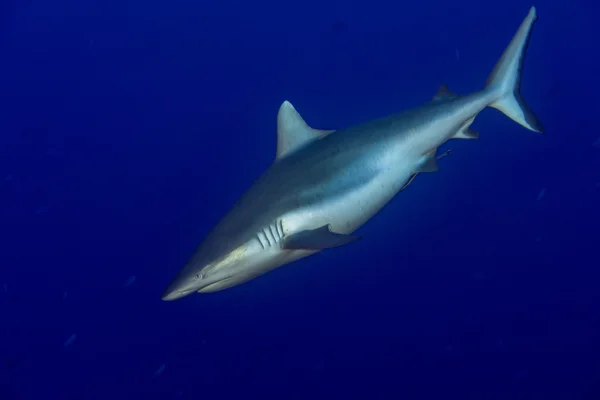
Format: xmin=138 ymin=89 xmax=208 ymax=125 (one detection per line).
xmin=161 ymin=6 xmax=543 ymax=301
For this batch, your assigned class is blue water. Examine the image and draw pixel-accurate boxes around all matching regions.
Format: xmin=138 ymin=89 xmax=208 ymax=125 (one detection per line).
xmin=1 ymin=0 xmax=599 ymax=398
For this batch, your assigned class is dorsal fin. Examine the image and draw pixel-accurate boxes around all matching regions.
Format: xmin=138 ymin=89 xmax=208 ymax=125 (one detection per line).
xmin=276 ymin=101 xmax=334 ymax=160
xmin=432 ymin=83 xmax=459 ymax=102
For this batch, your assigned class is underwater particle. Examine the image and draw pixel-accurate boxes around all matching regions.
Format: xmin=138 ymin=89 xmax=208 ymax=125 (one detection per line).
xmin=536 ymin=188 xmax=546 ymax=201
xmin=62 ymin=291 xmax=67 ymax=300
xmin=64 ymin=334 xmax=77 ymax=347
xmin=535 ymin=237 xmax=542 ymax=242
xmin=3 ymin=283 xmax=7 ymax=293
xmin=455 ymin=49 xmax=460 ymax=60
xmin=124 ymin=275 xmax=136 ymax=287
xmin=593 ymin=136 xmax=600 ymax=148
xmin=153 ymin=363 xmax=166 ymax=378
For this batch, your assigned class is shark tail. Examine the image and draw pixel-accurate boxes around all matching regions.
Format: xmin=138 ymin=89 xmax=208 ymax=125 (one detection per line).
xmin=485 ymin=6 xmax=544 ymax=133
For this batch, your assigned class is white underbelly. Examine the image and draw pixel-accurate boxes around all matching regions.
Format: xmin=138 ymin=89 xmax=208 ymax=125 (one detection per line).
xmin=282 ymin=155 xmax=420 ymax=236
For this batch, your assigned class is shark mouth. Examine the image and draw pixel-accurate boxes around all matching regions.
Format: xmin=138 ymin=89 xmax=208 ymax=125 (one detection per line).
xmin=197 ymin=276 xmax=237 ymax=293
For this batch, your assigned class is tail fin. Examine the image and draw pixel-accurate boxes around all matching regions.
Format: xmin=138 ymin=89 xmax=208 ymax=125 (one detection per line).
xmin=486 ymin=6 xmax=544 ymax=133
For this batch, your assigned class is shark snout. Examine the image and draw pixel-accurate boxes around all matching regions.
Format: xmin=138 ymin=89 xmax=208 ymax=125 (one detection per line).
xmin=161 ymin=286 xmax=195 ymax=301
xmin=161 ymin=265 xmax=229 ymax=300
xmin=160 ymin=274 xmax=199 ymax=301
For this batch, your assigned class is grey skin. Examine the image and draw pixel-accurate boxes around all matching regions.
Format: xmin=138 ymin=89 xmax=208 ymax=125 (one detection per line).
xmin=161 ymin=6 xmax=543 ymax=300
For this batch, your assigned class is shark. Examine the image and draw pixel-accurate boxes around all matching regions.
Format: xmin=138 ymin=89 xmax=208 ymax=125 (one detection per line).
xmin=161 ymin=6 xmax=543 ymax=301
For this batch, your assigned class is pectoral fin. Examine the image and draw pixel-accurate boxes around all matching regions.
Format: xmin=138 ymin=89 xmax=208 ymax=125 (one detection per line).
xmin=282 ymin=225 xmax=360 ymax=250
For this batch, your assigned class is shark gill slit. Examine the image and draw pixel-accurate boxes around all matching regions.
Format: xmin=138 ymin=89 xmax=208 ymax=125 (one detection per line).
xmin=256 ymin=232 xmax=266 ymax=249
xmin=261 ymin=230 xmax=270 ymax=247
xmin=277 ymin=220 xmax=284 ymax=239
xmin=263 ymin=228 xmax=274 ymax=246
xmin=269 ymin=224 xmax=279 ymax=243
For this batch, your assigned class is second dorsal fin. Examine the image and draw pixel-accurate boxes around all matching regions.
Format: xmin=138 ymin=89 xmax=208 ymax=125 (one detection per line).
xmin=432 ymin=83 xmax=459 ymax=102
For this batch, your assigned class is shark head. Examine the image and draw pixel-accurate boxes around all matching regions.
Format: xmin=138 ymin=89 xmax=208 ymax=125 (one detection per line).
xmin=161 ymin=246 xmax=250 ymax=301
xmin=160 ymin=261 xmax=236 ymax=301
xmin=161 ymin=100 xmax=340 ymax=301
xmin=160 ymin=225 xmax=293 ymax=301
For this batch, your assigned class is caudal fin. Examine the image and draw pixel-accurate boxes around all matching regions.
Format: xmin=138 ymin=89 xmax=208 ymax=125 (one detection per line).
xmin=485 ymin=6 xmax=544 ymax=133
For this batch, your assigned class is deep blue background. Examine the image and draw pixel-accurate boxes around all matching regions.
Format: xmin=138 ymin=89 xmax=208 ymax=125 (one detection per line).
xmin=1 ymin=0 xmax=599 ymax=398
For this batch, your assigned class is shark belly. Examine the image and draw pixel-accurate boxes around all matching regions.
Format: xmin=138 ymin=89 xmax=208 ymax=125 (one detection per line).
xmin=281 ymin=148 xmax=420 ymax=237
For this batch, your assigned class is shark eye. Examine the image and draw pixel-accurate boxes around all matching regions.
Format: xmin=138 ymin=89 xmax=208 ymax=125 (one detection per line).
xmin=194 ymin=273 xmax=201 ymax=280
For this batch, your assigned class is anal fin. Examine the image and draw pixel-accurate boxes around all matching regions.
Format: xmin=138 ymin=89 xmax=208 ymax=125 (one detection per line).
xmin=430 ymin=86 xmax=481 ymax=140
xmin=452 ymin=117 xmax=480 ymax=140
xmin=282 ymin=225 xmax=360 ymax=250
xmin=454 ymin=127 xmax=479 ymax=139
